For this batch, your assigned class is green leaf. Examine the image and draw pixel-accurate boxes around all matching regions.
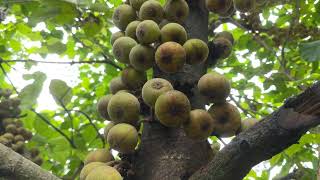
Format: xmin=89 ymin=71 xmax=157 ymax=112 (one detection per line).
xmin=49 ymin=79 xmax=72 ymax=106
xmin=19 ymin=71 xmax=46 ymax=109
xmin=299 ymin=40 xmax=320 ymax=62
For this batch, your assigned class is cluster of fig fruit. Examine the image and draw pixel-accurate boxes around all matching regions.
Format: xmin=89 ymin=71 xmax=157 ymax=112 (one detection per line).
xmin=81 ymin=0 xmax=259 ymax=179
xmin=0 ymin=88 xmax=21 ymax=119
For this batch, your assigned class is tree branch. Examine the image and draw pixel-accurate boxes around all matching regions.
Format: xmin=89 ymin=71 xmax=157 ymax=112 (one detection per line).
xmin=190 ymin=81 xmax=320 ymax=180
xmin=0 ymin=143 xmax=60 ymax=180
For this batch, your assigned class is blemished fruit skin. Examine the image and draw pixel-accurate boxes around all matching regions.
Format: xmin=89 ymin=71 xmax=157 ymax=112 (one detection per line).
xmin=139 ymin=0 xmax=164 ymax=23
xmin=214 ymin=37 xmax=233 ymax=59
xmin=142 ymin=78 xmax=174 ymax=108
xmin=129 ymin=44 xmax=155 ymax=71
xmin=97 ymin=95 xmax=113 ymax=120
xmin=233 ymin=0 xmax=256 ymax=13
xmin=125 ymin=21 xmax=141 ymax=41
xmin=84 ymin=149 xmax=114 ymax=165
xmin=110 ymin=31 xmax=124 ymax=45
xmin=112 ymin=37 xmax=137 ymax=64
xmin=155 ymin=90 xmax=191 ymax=128
xmin=208 ymin=102 xmax=241 ymax=137
xmin=104 ymin=122 xmax=116 ymax=141
xmin=215 ymin=31 xmax=234 ymax=45
xmin=107 ymin=92 xmax=140 ymax=124
xmin=79 ymin=162 xmax=106 ymax=180
xmin=109 ymin=77 xmax=128 ymax=94
xmin=121 ymin=66 xmax=147 ymax=90
xmin=86 ymin=165 xmax=123 ymax=180
xmin=164 ymin=0 xmax=189 ymax=23
xmin=155 ymin=42 xmax=186 ymax=73
xmin=198 ymin=72 xmax=231 ymax=104
xmin=161 ymin=23 xmax=187 ymax=45
xmin=183 ymin=39 xmax=209 ymax=65
xmin=183 ymin=109 xmax=214 ymax=140
xmin=241 ymin=118 xmax=258 ymax=131
xmin=129 ymin=0 xmax=148 ymax=10
xmin=112 ymin=4 xmax=137 ymax=31
xmin=205 ymin=0 xmax=233 ymax=16
xmin=136 ymin=20 xmax=161 ymax=44
xmin=107 ymin=123 xmax=139 ymax=153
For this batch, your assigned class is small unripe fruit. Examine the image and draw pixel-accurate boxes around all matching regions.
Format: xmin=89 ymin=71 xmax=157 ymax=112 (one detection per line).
xmin=241 ymin=118 xmax=258 ymax=131
xmin=2 ymin=118 xmax=14 ymax=127
xmin=125 ymin=20 xmax=141 ymax=40
xmin=233 ymin=0 xmax=256 ymax=13
xmin=112 ymin=4 xmax=137 ymax=31
xmin=161 ymin=23 xmax=187 ymax=45
xmin=129 ymin=0 xmax=148 ymax=10
xmin=208 ymin=102 xmax=241 ymax=137
xmin=33 ymin=156 xmax=43 ymax=165
xmin=155 ymin=90 xmax=191 ymax=127
xmin=206 ymin=0 xmax=233 ymax=16
xmin=2 ymin=133 xmax=14 ymax=141
xmin=129 ymin=44 xmax=155 ymax=71
xmin=30 ymin=148 xmax=40 ymax=157
xmin=183 ymin=39 xmax=209 ymax=65
xmin=84 ymin=149 xmax=114 ymax=165
xmin=104 ymin=122 xmax=116 ymax=141
xmin=111 ymin=31 xmax=125 ymax=45
xmin=12 ymin=141 xmax=24 ymax=152
xmin=0 ymin=137 xmax=11 ymax=146
xmin=107 ymin=92 xmax=140 ymax=124
xmin=5 ymin=124 xmax=17 ymax=134
xmin=14 ymin=135 xmax=24 ymax=143
xmin=215 ymin=31 xmax=234 ymax=45
xmin=213 ymin=37 xmax=233 ymax=59
xmin=107 ymin=123 xmax=138 ymax=153
xmin=183 ymin=109 xmax=214 ymax=140
xmin=136 ymin=20 xmax=161 ymax=44
xmin=121 ymin=66 xmax=147 ymax=90
xmin=22 ymin=130 xmax=33 ymax=140
xmin=198 ymin=72 xmax=231 ymax=104
xmin=86 ymin=165 xmax=122 ymax=180
xmin=109 ymin=77 xmax=128 ymax=94
xmin=113 ymin=37 xmax=137 ymax=64
xmin=155 ymin=42 xmax=186 ymax=73
xmin=15 ymin=120 xmax=23 ymax=128
xmin=164 ymin=0 xmax=189 ymax=23
xmin=97 ymin=95 xmax=113 ymax=120
xmin=142 ymin=78 xmax=174 ymax=108
xmin=139 ymin=0 xmax=164 ymax=23
xmin=80 ymin=162 xmax=106 ymax=180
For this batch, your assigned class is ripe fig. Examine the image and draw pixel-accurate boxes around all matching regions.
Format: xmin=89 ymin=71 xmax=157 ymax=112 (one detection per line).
xmin=111 ymin=31 xmax=125 ymax=45
xmin=109 ymin=77 xmax=128 ymax=94
xmin=80 ymin=162 xmax=106 ymax=180
xmin=139 ymin=0 xmax=164 ymax=23
xmin=208 ymin=102 xmax=241 ymax=137
xmin=121 ymin=66 xmax=147 ymax=90
xmin=84 ymin=149 xmax=114 ymax=165
xmin=125 ymin=20 xmax=141 ymax=40
xmin=86 ymin=165 xmax=122 ymax=180
xmin=183 ymin=109 xmax=214 ymax=140
xmin=198 ymin=72 xmax=231 ymax=104
xmin=205 ymin=0 xmax=233 ymax=16
xmin=164 ymin=0 xmax=189 ymax=23
xmin=104 ymin=122 xmax=116 ymax=141
xmin=129 ymin=44 xmax=155 ymax=71
xmin=136 ymin=20 xmax=161 ymax=44
xmin=161 ymin=23 xmax=187 ymax=45
xmin=129 ymin=0 xmax=148 ymax=10
xmin=112 ymin=36 xmax=137 ymax=64
xmin=107 ymin=92 xmax=140 ymax=124
xmin=183 ymin=39 xmax=209 ymax=65
xmin=97 ymin=95 xmax=113 ymax=120
xmin=155 ymin=90 xmax=191 ymax=127
xmin=142 ymin=78 xmax=174 ymax=108
xmin=155 ymin=41 xmax=186 ymax=73
xmin=107 ymin=123 xmax=138 ymax=153
xmin=213 ymin=37 xmax=233 ymax=59
xmin=112 ymin=4 xmax=137 ymax=30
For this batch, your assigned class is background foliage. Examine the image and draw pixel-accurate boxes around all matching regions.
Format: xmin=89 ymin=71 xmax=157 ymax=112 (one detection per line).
xmin=0 ymin=0 xmax=319 ymax=179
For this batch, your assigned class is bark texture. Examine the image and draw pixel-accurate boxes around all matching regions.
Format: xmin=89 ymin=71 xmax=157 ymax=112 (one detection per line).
xmin=0 ymin=143 xmax=60 ymax=180
xmin=132 ymin=1 xmax=214 ymax=179
xmin=190 ymin=81 xmax=320 ymax=180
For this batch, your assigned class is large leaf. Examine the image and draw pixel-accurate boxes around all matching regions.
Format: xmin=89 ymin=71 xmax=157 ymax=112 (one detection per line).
xmin=19 ymin=71 xmax=46 ymax=109
xmin=49 ymin=79 xmax=72 ymax=106
xmin=299 ymin=40 xmax=320 ymax=62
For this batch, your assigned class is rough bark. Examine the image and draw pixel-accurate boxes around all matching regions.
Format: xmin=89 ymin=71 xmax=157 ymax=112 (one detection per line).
xmin=190 ymin=81 xmax=320 ymax=180
xmin=0 ymin=143 xmax=60 ymax=180
xmin=132 ymin=1 xmax=213 ymax=179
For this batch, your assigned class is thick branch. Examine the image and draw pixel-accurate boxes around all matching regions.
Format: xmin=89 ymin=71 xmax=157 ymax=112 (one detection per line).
xmin=190 ymin=81 xmax=320 ymax=180
xmin=0 ymin=144 xmax=60 ymax=180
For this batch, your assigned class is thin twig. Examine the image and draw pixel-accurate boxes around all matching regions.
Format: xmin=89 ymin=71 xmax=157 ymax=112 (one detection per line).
xmin=58 ymin=99 xmax=74 ymax=143
xmin=0 ymin=64 xmax=18 ymax=93
xmin=229 ymin=95 xmax=256 ymax=117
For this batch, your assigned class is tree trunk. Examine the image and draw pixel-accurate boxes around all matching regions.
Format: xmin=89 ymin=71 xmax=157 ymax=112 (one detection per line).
xmin=132 ymin=1 xmax=213 ymax=179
